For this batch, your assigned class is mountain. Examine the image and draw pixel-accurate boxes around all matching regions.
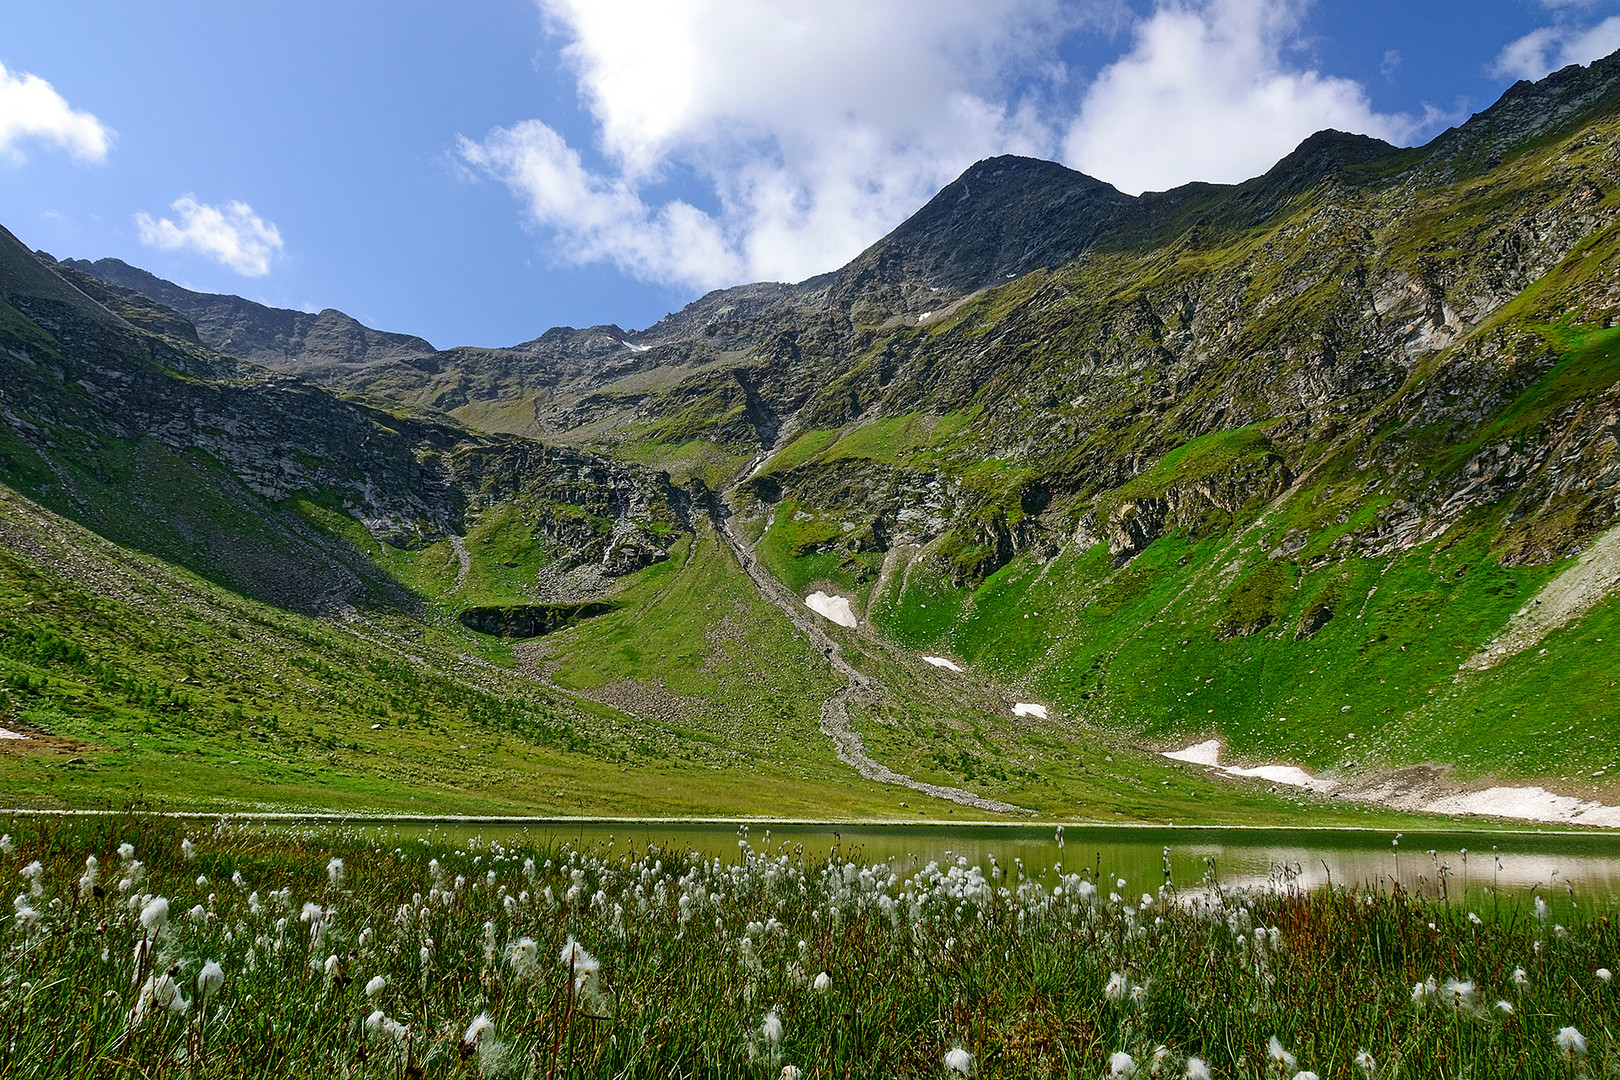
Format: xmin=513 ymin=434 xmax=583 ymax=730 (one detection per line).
xmin=7 ymin=52 xmax=1620 ymax=822
xmin=58 ymin=256 xmax=437 ymax=369
xmin=4 ymin=228 xmax=694 ymax=615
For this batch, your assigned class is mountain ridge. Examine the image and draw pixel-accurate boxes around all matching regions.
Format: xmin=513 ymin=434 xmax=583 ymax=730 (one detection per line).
xmin=6 ymin=51 xmax=1620 ymax=821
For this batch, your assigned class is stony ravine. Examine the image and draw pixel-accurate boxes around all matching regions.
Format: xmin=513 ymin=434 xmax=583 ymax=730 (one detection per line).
xmin=709 ymin=480 xmax=1032 ymax=815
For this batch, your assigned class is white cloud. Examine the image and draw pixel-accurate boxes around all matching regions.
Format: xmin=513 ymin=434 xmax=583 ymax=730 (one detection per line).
xmin=1062 ymin=0 xmax=1422 ymax=195
xmin=134 ymin=195 xmax=284 ymax=277
xmin=0 ymin=61 xmax=112 ymax=164
xmin=463 ymin=0 xmax=1105 ymax=291
xmin=1491 ymin=15 xmax=1620 ymax=81
xmin=458 ymin=120 xmax=743 ymax=287
xmin=464 ymin=0 xmax=1427 ymax=291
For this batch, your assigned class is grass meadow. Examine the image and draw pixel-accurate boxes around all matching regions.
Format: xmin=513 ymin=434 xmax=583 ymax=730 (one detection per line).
xmin=1 ymin=813 xmax=1614 ymax=1079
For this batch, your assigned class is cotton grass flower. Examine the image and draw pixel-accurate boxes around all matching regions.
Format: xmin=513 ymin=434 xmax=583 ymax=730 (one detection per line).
xmin=1185 ymin=1058 xmax=1211 ymax=1080
xmin=943 ymin=1046 xmax=973 ymax=1075
xmin=760 ymin=1008 xmax=783 ymax=1044
xmin=0 ymin=834 xmax=13 ymax=854
xmin=365 ymin=974 xmax=386 ymax=998
xmin=780 ymin=1067 xmax=802 ymax=1080
xmin=117 ymin=843 xmax=134 ymax=861
xmin=181 ymin=838 xmax=195 ymax=860
xmin=1512 ymin=966 xmax=1529 ymax=988
xmin=1556 ymin=1026 xmax=1588 ymax=1059
xmin=11 ymin=895 xmax=41 ymax=929
xmin=77 ymin=855 xmax=97 ymax=898
xmin=508 ymin=936 xmax=539 ymax=979
xmin=1105 ymin=971 xmax=1129 ymax=1003
xmin=1107 ymin=1050 xmax=1136 ymax=1078
xmin=130 ymin=967 xmax=189 ymax=1027
xmin=364 ymin=1009 xmax=409 ymax=1046
xmin=1599 ymin=967 xmax=1613 ymax=983
xmin=1354 ymin=1050 xmax=1376 ymax=1077
xmin=326 ymin=857 xmax=345 ymax=888
xmin=461 ymin=1012 xmax=493 ymax=1055
xmin=1268 ymin=1035 xmax=1297 ymax=1070
xmin=1441 ymin=978 xmax=1476 ymax=1011
xmin=197 ymin=960 xmax=223 ymax=1001
xmin=559 ymin=936 xmax=601 ymax=998
xmin=139 ymin=895 xmax=169 ymax=934
xmin=812 ymin=971 xmax=832 ymax=994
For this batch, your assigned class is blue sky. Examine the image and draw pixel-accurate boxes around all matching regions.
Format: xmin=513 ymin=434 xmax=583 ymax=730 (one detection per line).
xmin=3 ymin=1 xmax=1617 ymax=348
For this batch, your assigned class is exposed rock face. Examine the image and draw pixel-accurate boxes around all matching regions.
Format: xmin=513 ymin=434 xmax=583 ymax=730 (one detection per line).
xmin=458 ymin=603 xmax=613 ymax=638
xmin=37 ymin=52 xmax=1620 ymax=598
xmin=0 ymin=229 xmax=694 ymax=612
xmin=58 ymin=257 xmax=436 ymax=368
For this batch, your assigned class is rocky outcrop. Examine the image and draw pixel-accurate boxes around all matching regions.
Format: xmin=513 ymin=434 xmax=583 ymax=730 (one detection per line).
xmin=458 ymin=603 xmax=612 ymax=638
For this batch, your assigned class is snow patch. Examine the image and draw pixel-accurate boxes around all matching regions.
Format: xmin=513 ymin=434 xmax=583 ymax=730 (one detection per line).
xmin=620 ymin=339 xmax=650 ymax=353
xmin=804 ymin=591 xmax=857 ymax=628
xmin=1162 ymin=740 xmax=1328 ymax=791
xmin=1224 ymin=764 xmax=1319 ymax=788
xmin=1012 ymin=703 xmax=1048 ymax=719
xmin=1165 ymin=739 xmax=1620 ymax=825
xmin=1162 ymin=739 xmax=1222 ymax=766
xmin=922 ymin=655 xmax=963 ymax=672
xmin=1431 ymin=786 xmax=1620 ymax=825
xmin=0 ymin=727 xmax=28 ymax=740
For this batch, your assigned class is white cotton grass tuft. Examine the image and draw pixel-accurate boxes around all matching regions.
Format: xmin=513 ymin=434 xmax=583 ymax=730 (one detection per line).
xmin=559 ymin=936 xmax=601 ymax=998
xmin=11 ymin=895 xmax=41 ymax=929
xmin=462 ymin=1013 xmax=510 ymax=1078
xmin=1441 ymin=978 xmax=1476 ymax=1011
xmin=1185 ymin=1057 xmax=1211 ymax=1080
xmin=327 ymin=857 xmax=345 ymax=888
xmin=1354 ymin=1049 xmax=1377 ymax=1077
xmin=139 ymin=896 xmax=169 ymax=934
xmin=813 ymin=970 xmax=832 ymax=994
xmin=509 ymin=936 xmax=539 ymax=979
xmin=1599 ymin=967 xmax=1613 ymax=983
xmin=943 ymin=1046 xmax=973 ymax=1075
xmin=365 ymin=974 xmax=386 ymax=998
xmin=463 ymin=1012 xmax=494 ymax=1049
xmin=1107 ymin=1050 xmax=1136 ymax=1078
xmin=181 ymin=838 xmax=195 ymax=860
xmin=78 ymin=855 xmax=98 ymax=899
xmin=364 ymin=1009 xmax=409 ymax=1046
xmin=760 ymin=1008 xmax=783 ymax=1044
xmin=1268 ymin=1036 xmax=1297 ymax=1070
xmin=1104 ymin=971 xmax=1129 ymax=1003
xmin=0 ymin=834 xmax=13 ymax=854
xmin=117 ymin=842 xmax=134 ymax=861
xmin=779 ymin=1067 xmax=803 ymax=1080
xmin=1556 ymin=1026 xmax=1588 ymax=1058
xmin=130 ymin=969 xmax=190 ymax=1027
xmin=197 ymin=960 xmax=223 ymax=1001
xmin=1292 ymin=1073 xmax=1321 ymax=1080
xmin=1512 ymin=966 xmax=1529 ymax=988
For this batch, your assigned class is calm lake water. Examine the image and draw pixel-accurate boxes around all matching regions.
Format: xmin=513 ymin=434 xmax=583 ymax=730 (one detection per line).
xmin=342 ymin=820 xmax=1620 ymax=907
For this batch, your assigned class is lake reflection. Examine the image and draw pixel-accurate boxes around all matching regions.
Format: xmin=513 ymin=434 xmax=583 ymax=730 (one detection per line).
xmin=349 ymin=820 xmax=1620 ymax=905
